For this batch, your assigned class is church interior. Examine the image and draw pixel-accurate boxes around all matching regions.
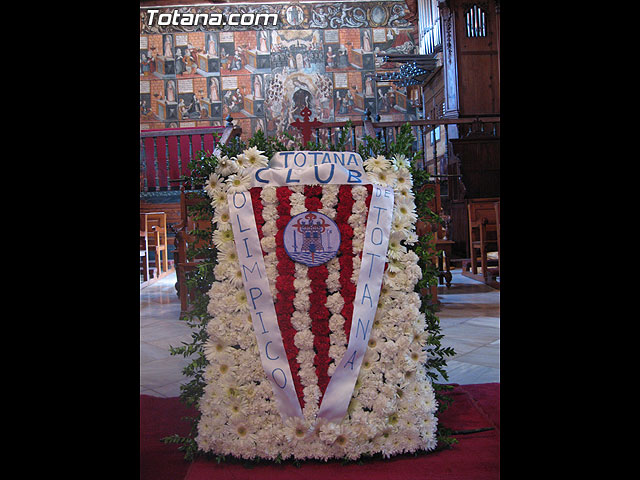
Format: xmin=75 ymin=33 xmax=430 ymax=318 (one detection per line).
xmin=140 ymin=0 xmax=500 ymax=477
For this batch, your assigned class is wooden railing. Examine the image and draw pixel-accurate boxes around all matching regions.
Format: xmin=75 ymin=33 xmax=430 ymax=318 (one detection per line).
xmin=297 ymin=112 xmax=500 ymax=176
xmin=140 ymin=125 xmax=225 ymax=192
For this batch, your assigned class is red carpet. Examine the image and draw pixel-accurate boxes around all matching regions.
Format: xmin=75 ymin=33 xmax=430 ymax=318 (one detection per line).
xmin=140 ymin=383 xmax=499 ymax=480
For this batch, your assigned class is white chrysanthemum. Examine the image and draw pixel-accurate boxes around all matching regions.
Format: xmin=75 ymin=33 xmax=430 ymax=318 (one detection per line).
xmin=218 ymin=247 xmax=239 ymax=266
xmin=212 ymin=228 xmax=234 ymax=249
xmin=226 ymin=266 xmax=245 ymax=289
xmin=403 ymin=231 xmax=419 ymax=245
xmin=243 ymin=146 xmax=269 ymax=168
xmin=395 ymin=187 xmax=414 ymax=204
xmin=392 ymin=154 xmax=411 ymax=170
xmin=203 ymin=337 xmax=232 ymax=361
xmin=261 ymin=185 xmax=277 ymax=203
xmin=233 ymin=154 xmax=248 ymax=172
xmin=390 ymin=218 xmax=411 ymax=241
xmin=394 ymin=167 xmax=413 ymax=190
xmin=215 ymin=155 xmax=237 ymax=177
xmin=370 ymin=168 xmax=397 ymax=187
xmin=283 ymin=417 xmax=311 ymax=444
xmin=387 ymin=233 xmax=408 ymax=260
xmin=212 ymin=206 xmax=232 ymax=230
xmin=204 ymin=172 xmax=223 ymax=198
xmin=210 ymin=187 xmax=229 ymax=209
xmin=405 ymin=347 xmax=428 ymax=364
xmin=395 ymin=202 xmax=418 ymax=224
xmin=226 ymin=171 xmax=253 ymax=194
xmin=208 ymin=351 xmax=238 ymax=379
xmin=364 ymin=155 xmax=392 ymax=173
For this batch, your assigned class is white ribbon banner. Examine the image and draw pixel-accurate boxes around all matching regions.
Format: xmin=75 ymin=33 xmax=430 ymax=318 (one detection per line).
xmin=249 ymin=151 xmax=371 ymax=188
xmin=226 ymin=154 xmax=394 ymax=426
xmin=316 ymin=185 xmax=394 ymax=423
xmin=228 ymin=189 xmax=304 ymax=421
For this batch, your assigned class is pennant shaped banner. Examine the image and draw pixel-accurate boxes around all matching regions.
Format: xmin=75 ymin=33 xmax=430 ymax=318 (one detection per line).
xmin=198 ymin=151 xmax=439 ymax=461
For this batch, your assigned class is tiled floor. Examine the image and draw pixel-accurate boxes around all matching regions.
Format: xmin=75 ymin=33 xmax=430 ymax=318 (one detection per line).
xmin=140 ymin=268 xmax=500 ymax=397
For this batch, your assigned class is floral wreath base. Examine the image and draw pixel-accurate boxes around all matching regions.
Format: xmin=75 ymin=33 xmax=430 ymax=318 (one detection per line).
xmin=197 ymin=148 xmax=438 ymax=461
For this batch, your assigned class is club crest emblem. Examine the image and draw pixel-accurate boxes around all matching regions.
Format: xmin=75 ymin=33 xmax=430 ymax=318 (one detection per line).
xmin=284 ymin=211 xmax=341 ymax=267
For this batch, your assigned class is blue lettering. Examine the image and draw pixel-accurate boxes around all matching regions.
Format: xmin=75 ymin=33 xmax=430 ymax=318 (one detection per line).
xmin=361 ymin=283 xmax=373 ymax=307
xmin=344 ymin=350 xmax=357 ymax=370
xmin=356 ymin=318 xmax=370 ymax=340
xmin=347 ymin=169 xmax=362 ymax=183
xmin=294 ymin=152 xmax=306 ymax=168
xmin=265 ymin=340 xmax=280 ymax=360
xmin=249 ymin=287 xmax=262 ymax=310
xmin=255 ymin=167 xmax=269 ymax=184
xmin=272 ymin=368 xmax=287 ymax=388
xmin=365 ymin=252 xmax=381 ymax=276
xmin=309 ymin=152 xmax=322 ymax=165
xmin=256 ymin=311 xmax=268 ymax=334
xmin=232 ymin=191 xmax=247 ymax=209
xmin=370 ymin=227 xmax=383 ymax=246
xmin=242 ymin=261 xmax=262 ymax=281
xmin=333 ymin=153 xmax=345 ymax=166
xmin=236 ymin=213 xmax=250 ymax=233
xmin=347 ymin=153 xmax=359 ymax=166
xmin=241 ymin=237 xmax=252 ymax=258
xmin=286 ymin=169 xmax=300 ymax=183
xmin=314 ymin=164 xmax=335 ymax=184
xmin=280 ymin=152 xmax=294 ymax=168
xmin=372 ymin=205 xmax=386 ymax=224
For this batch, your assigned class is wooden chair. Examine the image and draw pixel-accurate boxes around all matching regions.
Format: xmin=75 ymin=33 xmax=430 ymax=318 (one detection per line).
xmin=173 ymin=187 xmax=212 ymax=315
xmin=141 ymin=212 xmax=169 ymax=277
xmin=140 ymin=230 xmax=149 ymax=282
xmin=467 ymin=198 xmax=499 ymax=279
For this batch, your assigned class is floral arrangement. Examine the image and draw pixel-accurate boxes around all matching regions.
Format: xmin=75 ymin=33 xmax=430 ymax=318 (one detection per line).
xmin=162 ymin=124 xmax=456 ymax=463
xmin=193 ymin=144 xmax=439 ymax=461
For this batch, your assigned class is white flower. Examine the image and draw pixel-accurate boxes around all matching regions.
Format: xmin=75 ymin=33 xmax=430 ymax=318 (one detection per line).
xmin=243 ymin=146 xmax=269 ymax=168
xmin=394 ymin=167 xmax=413 ymax=190
xmin=364 ymin=155 xmax=392 ymax=173
xmin=404 ymin=231 xmax=419 ymax=245
xmin=392 ymin=154 xmax=411 ymax=170
xmin=210 ymin=187 xmax=229 ymax=209
xmin=233 ymin=154 xmax=248 ymax=172
xmin=283 ymin=417 xmax=311 ymax=444
xmin=215 ymin=155 xmax=237 ymax=177
xmin=405 ymin=347 xmax=428 ymax=364
xmin=204 ymin=172 xmax=223 ymax=198
xmin=218 ymin=247 xmax=239 ymax=266
xmin=212 ymin=206 xmax=232 ymax=230
xmin=395 ymin=202 xmax=418 ymax=224
xmin=226 ymin=171 xmax=253 ymax=194
xmin=391 ymin=214 xmax=411 ymax=236
xmin=212 ymin=228 xmax=234 ymax=249
xmin=370 ymin=169 xmax=397 ymax=187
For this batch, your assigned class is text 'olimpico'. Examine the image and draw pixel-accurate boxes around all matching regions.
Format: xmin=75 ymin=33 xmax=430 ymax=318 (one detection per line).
xmin=146 ymin=9 xmax=279 ymax=27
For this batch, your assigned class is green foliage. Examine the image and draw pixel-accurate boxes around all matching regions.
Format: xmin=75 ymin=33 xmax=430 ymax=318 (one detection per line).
xmin=161 ymin=124 xmax=457 ymax=460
